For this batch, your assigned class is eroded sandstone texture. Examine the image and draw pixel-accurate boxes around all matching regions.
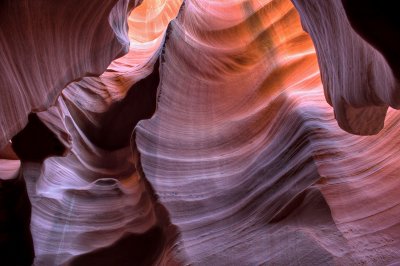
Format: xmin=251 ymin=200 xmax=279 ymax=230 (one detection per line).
xmin=1 ymin=0 xmax=400 ymax=265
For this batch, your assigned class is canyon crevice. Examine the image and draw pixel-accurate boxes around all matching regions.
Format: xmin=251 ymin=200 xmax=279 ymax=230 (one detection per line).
xmin=1 ymin=0 xmax=400 ymax=265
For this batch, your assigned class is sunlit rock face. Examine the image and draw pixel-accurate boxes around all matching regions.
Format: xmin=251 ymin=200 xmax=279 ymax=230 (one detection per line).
xmin=1 ymin=0 xmax=400 ymax=265
xmin=135 ymin=0 xmax=400 ymax=264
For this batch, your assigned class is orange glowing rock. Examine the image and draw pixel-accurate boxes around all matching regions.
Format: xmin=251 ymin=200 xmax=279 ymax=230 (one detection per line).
xmin=1 ymin=0 xmax=400 ymax=265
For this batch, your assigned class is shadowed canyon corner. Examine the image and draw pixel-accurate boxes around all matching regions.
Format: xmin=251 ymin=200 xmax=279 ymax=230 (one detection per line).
xmin=1 ymin=0 xmax=400 ymax=265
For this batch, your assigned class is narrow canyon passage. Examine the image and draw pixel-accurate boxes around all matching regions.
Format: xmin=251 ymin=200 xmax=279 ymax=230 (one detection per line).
xmin=1 ymin=0 xmax=400 ymax=265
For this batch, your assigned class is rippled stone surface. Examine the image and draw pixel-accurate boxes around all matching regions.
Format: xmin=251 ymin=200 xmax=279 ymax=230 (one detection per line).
xmin=0 ymin=0 xmax=142 ymax=148
xmin=1 ymin=0 xmax=400 ymax=265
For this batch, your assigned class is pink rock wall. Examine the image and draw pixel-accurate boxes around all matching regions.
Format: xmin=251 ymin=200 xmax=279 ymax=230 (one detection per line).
xmin=1 ymin=0 xmax=400 ymax=265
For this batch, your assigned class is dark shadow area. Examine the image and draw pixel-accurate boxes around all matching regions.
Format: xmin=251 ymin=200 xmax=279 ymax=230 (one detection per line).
xmin=342 ymin=0 xmax=400 ymax=78
xmin=65 ymin=56 xmax=179 ymax=265
xmin=12 ymin=113 xmax=66 ymax=162
xmin=269 ymin=191 xmax=307 ymax=223
xmin=67 ymin=154 xmax=181 ymax=266
xmin=69 ymin=226 xmax=165 ymax=266
xmin=2 ymin=112 xmax=68 ymax=265
xmin=66 ymin=59 xmax=160 ymax=151
xmin=0 ymin=171 xmax=34 ymax=266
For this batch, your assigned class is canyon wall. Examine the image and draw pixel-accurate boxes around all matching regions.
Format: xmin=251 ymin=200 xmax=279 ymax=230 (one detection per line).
xmin=1 ymin=0 xmax=400 ymax=265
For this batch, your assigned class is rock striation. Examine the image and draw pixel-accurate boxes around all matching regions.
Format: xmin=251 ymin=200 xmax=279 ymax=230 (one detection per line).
xmin=1 ymin=0 xmax=400 ymax=265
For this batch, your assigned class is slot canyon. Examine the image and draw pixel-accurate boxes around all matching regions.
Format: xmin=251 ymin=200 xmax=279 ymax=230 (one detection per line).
xmin=1 ymin=0 xmax=400 ymax=265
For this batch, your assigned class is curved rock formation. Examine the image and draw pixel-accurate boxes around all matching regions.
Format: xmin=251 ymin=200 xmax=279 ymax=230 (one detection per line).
xmin=341 ymin=0 xmax=400 ymax=80
xmin=135 ymin=0 xmax=400 ymax=264
xmin=22 ymin=0 xmax=182 ymax=264
xmin=0 ymin=0 xmax=139 ymax=148
xmin=0 ymin=112 xmax=69 ymax=265
xmin=1 ymin=0 xmax=400 ymax=265
xmin=134 ymin=0 xmax=332 ymax=263
xmin=292 ymin=0 xmax=400 ymax=135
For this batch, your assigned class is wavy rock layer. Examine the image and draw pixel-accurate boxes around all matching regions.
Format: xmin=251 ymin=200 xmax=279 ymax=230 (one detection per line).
xmin=0 ymin=0 xmax=140 ymax=148
xmin=1 ymin=0 xmax=400 ymax=265
xmin=316 ymin=110 xmax=400 ymax=264
xmin=135 ymin=0 xmax=400 ymax=264
xmin=22 ymin=0 xmax=182 ymax=264
xmin=136 ymin=0 xmax=326 ymax=263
